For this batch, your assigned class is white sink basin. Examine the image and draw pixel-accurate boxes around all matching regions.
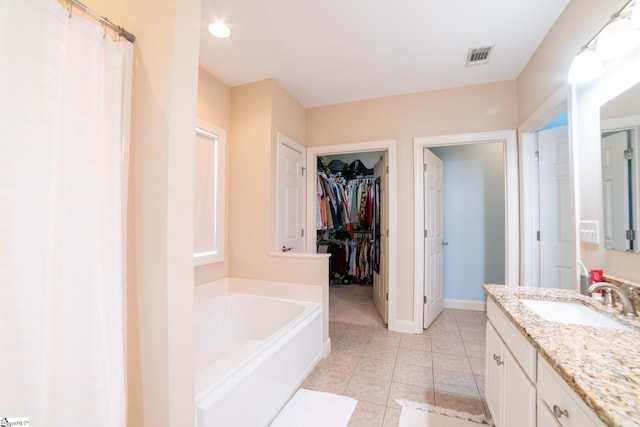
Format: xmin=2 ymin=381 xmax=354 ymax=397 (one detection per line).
xmin=521 ymin=299 xmax=631 ymax=331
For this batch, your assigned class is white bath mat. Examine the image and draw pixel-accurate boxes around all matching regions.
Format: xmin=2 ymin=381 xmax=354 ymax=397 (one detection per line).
xmin=396 ymin=400 xmax=494 ymax=427
xmin=271 ymin=388 xmax=357 ymax=427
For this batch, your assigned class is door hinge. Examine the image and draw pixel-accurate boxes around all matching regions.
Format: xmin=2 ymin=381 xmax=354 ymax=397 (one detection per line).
xmin=624 ymin=148 xmax=633 ymax=160
xmin=386 ymin=229 xmax=389 ymax=237
xmin=534 ymin=150 xmax=539 ymax=161
xmin=385 ymin=292 xmax=389 ymax=301
xmin=301 ymin=166 xmax=306 ymax=176
xmin=386 ymin=165 xmax=389 ymax=173
xmin=424 ymin=295 xmax=427 ymax=304
xmin=423 ymin=163 xmax=427 ymax=172
xmin=536 ymin=230 xmax=540 ymax=241
xmin=424 ymin=229 xmax=428 ymax=238
xmin=301 ymin=228 xmax=304 ymax=237
xmin=627 ymin=229 xmax=636 ymax=241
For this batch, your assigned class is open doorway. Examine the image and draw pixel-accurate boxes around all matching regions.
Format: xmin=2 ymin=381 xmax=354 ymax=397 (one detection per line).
xmin=519 ymin=88 xmax=574 ymax=289
xmin=317 ymin=151 xmax=386 ymax=326
xmin=306 ymin=140 xmax=398 ymax=330
xmin=414 ymin=131 xmax=519 ymax=332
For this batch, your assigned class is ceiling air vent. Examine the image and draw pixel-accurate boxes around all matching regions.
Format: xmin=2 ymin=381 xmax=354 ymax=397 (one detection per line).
xmin=466 ymin=45 xmax=494 ymax=67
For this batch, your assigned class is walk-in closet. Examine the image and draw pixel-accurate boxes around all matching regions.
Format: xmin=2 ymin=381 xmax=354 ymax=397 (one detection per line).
xmin=315 ymin=151 xmax=388 ymax=326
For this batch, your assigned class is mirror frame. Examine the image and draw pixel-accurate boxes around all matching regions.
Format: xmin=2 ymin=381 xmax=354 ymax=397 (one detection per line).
xmin=569 ymin=45 xmax=640 ymax=282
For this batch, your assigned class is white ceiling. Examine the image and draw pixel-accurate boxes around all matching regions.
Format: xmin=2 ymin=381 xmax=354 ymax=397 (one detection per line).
xmin=199 ymin=0 xmax=570 ymax=108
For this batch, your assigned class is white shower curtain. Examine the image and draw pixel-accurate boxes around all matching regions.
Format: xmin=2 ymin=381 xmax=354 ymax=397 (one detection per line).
xmin=0 ymin=0 xmax=132 ymax=425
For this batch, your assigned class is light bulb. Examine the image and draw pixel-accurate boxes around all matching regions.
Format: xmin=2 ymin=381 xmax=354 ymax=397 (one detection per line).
xmin=595 ymin=19 xmax=640 ymax=60
xmin=208 ymin=22 xmax=231 ymax=39
xmin=568 ymin=50 xmax=604 ymax=84
xmin=632 ymin=4 xmax=640 ymax=29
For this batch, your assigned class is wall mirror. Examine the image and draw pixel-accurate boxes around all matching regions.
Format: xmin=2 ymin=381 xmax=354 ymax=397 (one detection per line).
xmin=600 ymin=81 xmax=640 ymax=252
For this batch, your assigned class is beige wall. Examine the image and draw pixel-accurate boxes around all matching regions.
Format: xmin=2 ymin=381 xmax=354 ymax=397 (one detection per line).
xmin=307 ymin=81 xmax=519 ymax=321
xmin=195 ymin=68 xmax=231 ymax=285
xmin=517 ymin=0 xmax=640 ymax=283
xmin=516 ymin=0 xmax=627 ymax=123
xmin=228 ymin=79 xmax=329 ymax=339
xmin=84 ymin=1 xmax=201 ymax=426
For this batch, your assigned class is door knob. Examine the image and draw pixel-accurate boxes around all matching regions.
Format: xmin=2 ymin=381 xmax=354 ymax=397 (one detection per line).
xmin=282 ymin=246 xmax=293 ymax=252
xmin=441 ymin=241 xmax=449 ymax=246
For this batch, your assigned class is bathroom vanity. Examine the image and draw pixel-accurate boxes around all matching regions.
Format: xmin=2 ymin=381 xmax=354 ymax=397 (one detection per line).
xmin=484 ymin=285 xmax=640 ymax=427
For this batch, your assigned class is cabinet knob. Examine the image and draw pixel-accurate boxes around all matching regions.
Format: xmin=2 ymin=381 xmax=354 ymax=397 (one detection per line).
xmin=553 ymin=405 xmax=569 ymax=419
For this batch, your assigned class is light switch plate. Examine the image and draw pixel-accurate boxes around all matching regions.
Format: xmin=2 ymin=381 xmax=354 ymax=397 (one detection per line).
xmin=579 ymin=220 xmax=600 ymax=245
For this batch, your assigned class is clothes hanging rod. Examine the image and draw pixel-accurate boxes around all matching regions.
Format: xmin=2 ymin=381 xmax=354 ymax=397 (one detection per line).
xmin=66 ymin=0 xmax=136 ymax=43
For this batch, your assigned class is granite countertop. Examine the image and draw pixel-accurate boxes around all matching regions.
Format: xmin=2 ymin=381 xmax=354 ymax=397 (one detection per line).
xmin=483 ymin=284 xmax=640 ymax=427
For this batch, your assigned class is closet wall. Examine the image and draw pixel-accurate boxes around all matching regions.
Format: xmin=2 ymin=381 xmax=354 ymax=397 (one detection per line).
xmin=316 ymin=153 xmax=384 ymax=285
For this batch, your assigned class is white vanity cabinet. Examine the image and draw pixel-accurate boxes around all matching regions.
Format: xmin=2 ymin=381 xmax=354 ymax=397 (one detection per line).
xmin=486 ymin=299 xmax=537 ymax=427
xmin=537 ymin=357 xmax=606 ymax=427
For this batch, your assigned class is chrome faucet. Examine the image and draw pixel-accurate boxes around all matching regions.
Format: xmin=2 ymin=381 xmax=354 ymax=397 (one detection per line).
xmin=588 ymin=282 xmax=637 ymax=317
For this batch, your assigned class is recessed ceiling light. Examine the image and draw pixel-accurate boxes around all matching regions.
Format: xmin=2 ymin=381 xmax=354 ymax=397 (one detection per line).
xmin=208 ymin=22 xmax=231 ymax=39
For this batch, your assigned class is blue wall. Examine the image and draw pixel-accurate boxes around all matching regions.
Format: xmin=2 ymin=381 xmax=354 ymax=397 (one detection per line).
xmin=430 ymin=143 xmax=505 ymax=302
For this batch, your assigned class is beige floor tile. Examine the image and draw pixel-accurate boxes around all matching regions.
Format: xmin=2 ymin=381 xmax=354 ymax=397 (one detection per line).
xmin=387 ymin=382 xmax=435 ymax=409
xmin=369 ymin=330 xmax=402 ymax=347
xmin=469 ymin=357 xmax=485 ymax=376
xmin=339 ymin=329 xmax=374 ymax=345
xmin=392 ymin=362 xmax=434 ymax=389
xmin=453 ymin=310 xmax=485 ymax=321
xmin=354 ymin=357 xmax=395 ymax=381
xmin=429 ymin=328 xmax=463 ymax=341
xmin=362 ymin=342 xmax=399 ymax=362
xmin=463 ymin=341 xmax=486 ymax=358
xmin=399 ymin=333 xmax=432 ymax=351
xmin=475 ymin=375 xmax=485 ymax=398
xmin=396 ymin=347 xmax=433 ymax=368
xmin=431 ymin=339 xmax=466 ymax=355
xmin=332 ymin=338 xmax=368 ymax=354
xmin=437 ymin=310 xmax=457 ymax=320
xmin=344 ymin=374 xmax=391 ymax=406
xmin=382 ymin=407 xmax=401 ymax=427
xmin=460 ymin=330 xmax=486 ymax=345
xmin=302 ymin=367 xmax=351 ymax=395
xmin=433 ymin=369 xmax=479 ymax=397
xmin=432 ymin=352 xmax=472 ymax=373
xmin=429 ymin=321 xmax=459 ymax=333
xmin=457 ymin=320 xmax=486 ymax=333
xmin=318 ymin=349 xmax=361 ymax=373
xmin=434 ymin=391 xmax=486 ymax=416
xmin=348 ymin=401 xmax=386 ymax=427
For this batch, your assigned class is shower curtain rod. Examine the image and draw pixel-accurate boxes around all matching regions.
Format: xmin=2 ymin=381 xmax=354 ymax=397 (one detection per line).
xmin=66 ymin=0 xmax=136 ymax=43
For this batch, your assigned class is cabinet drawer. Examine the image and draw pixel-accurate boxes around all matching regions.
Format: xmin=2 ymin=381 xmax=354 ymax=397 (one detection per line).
xmin=537 ymin=357 xmax=605 ymax=427
xmin=487 ymin=299 xmax=536 ymax=381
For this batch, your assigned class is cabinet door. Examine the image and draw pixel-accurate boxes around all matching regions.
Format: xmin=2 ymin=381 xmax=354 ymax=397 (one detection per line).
xmin=538 ymin=398 xmax=564 ymax=427
xmin=485 ymin=322 xmax=503 ymax=425
xmin=537 ymin=358 xmax=606 ymax=427
xmin=503 ymin=347 xmax=536 ymax=427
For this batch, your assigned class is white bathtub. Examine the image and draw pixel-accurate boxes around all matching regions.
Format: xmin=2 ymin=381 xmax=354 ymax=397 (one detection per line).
xmin=195 ymin=293 xmax=322 ymax=427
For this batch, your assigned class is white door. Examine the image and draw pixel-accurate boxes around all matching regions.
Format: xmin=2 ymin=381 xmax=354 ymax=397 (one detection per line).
xmin=278 ymin=134 xmax=305 ymax=253
xmin=423 ymin=149 xmax=444 ymax=329
xmin=602 ymin=130 xmax=630 ymax=250
xmin=539 ymin=126 xmax=572 ymax=289
xmin=373 ymin=152 xmax=388 ymax=324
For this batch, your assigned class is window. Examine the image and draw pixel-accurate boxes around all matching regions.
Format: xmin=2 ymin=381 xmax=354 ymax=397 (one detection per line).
xmin=194 ymin=121 xmax=226 ymax=265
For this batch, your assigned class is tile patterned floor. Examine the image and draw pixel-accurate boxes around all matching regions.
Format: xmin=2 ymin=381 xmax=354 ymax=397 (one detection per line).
xmin=301 ymin=285 xmax=488 ymax=427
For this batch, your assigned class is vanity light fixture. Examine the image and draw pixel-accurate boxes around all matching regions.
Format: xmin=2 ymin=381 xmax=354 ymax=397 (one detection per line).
xmin=568 ymin=49 xmax=604 ymax=84
xmin=595 ymin=18 xmax=640 ymax=61
xmin=208 ymin=22 xmax=231 ymax=39
xmin=568 ymin=0 xmax=640 ymax=84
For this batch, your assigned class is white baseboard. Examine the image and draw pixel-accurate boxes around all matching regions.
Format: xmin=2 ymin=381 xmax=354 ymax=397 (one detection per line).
xmin=443 ymin=299 xmax=487 ymax=312
xmin=323 ymin=337 xmax=331 ymax=358
xmin=389 ymin=319 xmax=417 ymax=334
